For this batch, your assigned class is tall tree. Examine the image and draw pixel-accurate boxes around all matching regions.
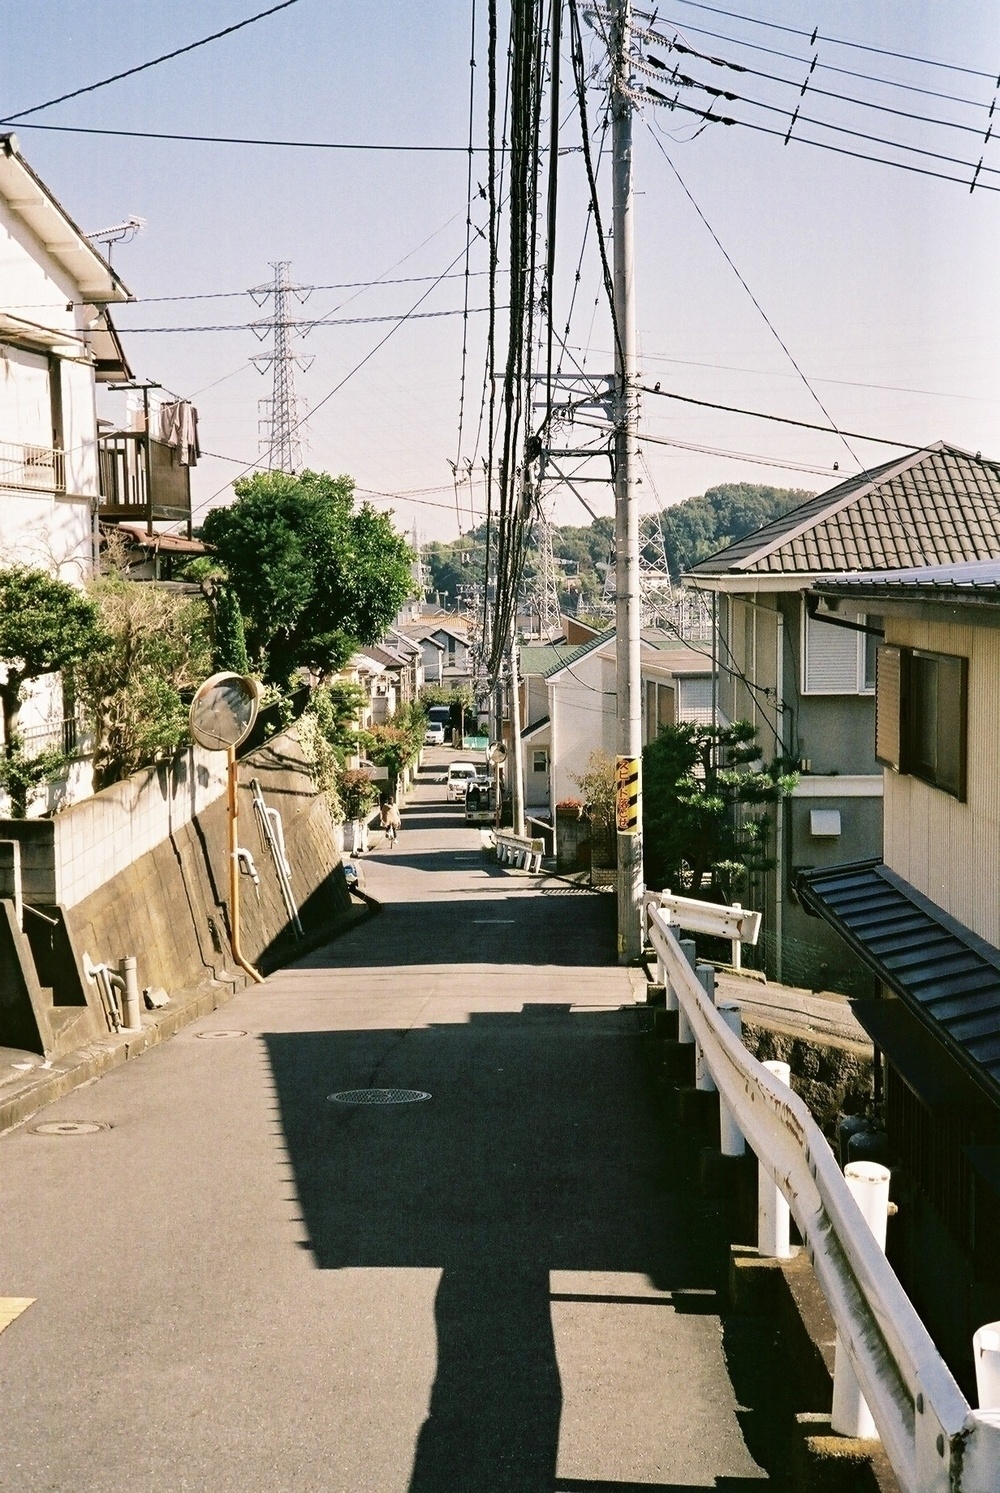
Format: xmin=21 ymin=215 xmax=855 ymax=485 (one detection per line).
xmin=643 ymin=720 xmax=796 ymax=900
xmin=201 ymin=470 xmax=413 ymax=683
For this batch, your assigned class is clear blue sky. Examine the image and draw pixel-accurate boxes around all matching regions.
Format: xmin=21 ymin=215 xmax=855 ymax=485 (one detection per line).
xmin=3 ymin=1 xmax=1000 ymax=542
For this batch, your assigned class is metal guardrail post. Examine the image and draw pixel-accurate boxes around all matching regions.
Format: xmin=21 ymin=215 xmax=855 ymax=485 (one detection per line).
xmin=831 ymin=1161 xmax=892 ymax=1440
xmin=758 ymin=1059 xmax=792 ymax=1259
xmin=973 ymin=1323 xmax=1000 ymax=1411
xmin=717 ymin=1002 xmax=745 ymax=1157
xmin=695 ymin=964 xmax=717 ymax=1092
xmin=677 ymin=938 xmax=697 ymax=1043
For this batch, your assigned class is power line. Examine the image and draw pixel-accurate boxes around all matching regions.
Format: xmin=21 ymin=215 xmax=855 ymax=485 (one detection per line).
xmin=640 ymin=90 xmax=1000 ymax=193
xmin=113 ymin=305 xmax=501 ymax=333
xmin=4 ymin=0 xmax=305 ymax=121
xmin=659 ymin=1 xmax=1000 ymax=82
xmin=644 ymin=125 xmax=867 ymax=474
xmin=0 ymin=120 xmax=491 ymax=151
xmin=638 ymin=384 xmax=924 ymax=447
xmin=655 ymin=67 xmax=1000 ymax=179
xmin=570 ymin=417 xmax=852 ymax=476
xmin=629 ymin=9 xmax=992 ymax=110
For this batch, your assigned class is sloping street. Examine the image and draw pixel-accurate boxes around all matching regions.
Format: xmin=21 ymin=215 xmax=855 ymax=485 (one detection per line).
xmin=0 ymin=754 xmax=777 ymax=1492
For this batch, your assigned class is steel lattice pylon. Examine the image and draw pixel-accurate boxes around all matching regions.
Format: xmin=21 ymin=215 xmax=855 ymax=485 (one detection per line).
xmin=251 ymin=261 xmax=313 ymax=473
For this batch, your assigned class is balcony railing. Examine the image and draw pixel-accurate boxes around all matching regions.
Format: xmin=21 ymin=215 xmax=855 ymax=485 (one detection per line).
xmin=0 ymin=440 xmax=65 ymax=493
xmin=20 ymin=715 xmax=88 ymax=759
xmin=97 ymin=431 xmax=192 ymax=532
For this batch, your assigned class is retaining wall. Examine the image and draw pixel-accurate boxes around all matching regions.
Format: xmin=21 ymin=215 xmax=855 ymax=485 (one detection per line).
xmin=0 ymin=727 xmax=353 ymax=1056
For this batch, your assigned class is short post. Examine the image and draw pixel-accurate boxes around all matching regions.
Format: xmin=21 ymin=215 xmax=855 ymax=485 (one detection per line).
xmin=119 ymin=954 xmax=143 ymax=1033
xmin=731 ymin=901 xmax=742 ymax=971
xmin=831 ymin=1161 xmax=892 ymax=1439
xmin=717 ymin=1002 xmax=745 ymax=1156
xmin=973 ymin=1322 xmax=1000 ymax=1410
xmin=758 ymin=1059 xmax=792 ymax=1259
xmin=677 ymin=937 xmax=697 ymax=1044
xmin=695 ymin=963 xmax=716 ymax=1092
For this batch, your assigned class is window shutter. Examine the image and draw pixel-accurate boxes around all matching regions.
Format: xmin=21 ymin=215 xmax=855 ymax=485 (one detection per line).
xmin=804 ymin=609 xmax=861 ymax=693
xmin=875 ymin=645 xmax=905 ymax=770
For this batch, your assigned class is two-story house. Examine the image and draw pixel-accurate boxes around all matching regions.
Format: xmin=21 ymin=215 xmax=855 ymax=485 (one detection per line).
xmin=798 ymin=558 xmax=1000 ymax=1392
xmin=1 ymin=132 xmax=131 ymax=581
xmin=685 ymin=443 xmax=1000 ymax=993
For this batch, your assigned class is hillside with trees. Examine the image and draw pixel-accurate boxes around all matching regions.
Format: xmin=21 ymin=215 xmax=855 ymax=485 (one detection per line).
xmin=423 ymin=483 xmax=814 ymax=614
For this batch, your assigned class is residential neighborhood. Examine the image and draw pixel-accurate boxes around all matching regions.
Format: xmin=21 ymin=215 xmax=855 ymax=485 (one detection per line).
xmin=2 ymin=6 xmax=1000 ymax=1493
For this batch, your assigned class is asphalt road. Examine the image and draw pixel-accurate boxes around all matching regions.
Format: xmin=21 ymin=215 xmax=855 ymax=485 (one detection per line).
xmin=0 ymin=749 xmax=777 ymax=1492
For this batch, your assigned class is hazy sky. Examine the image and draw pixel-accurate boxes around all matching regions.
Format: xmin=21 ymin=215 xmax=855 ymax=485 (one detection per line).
xmin=3 ymin=1 xmax=1000 ymax=543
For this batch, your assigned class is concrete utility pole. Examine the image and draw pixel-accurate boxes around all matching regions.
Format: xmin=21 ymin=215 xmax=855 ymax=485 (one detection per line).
xmin=611 ymin=0 xmax=644 ymax=961
xmin=509 ymin=632 xmax=526 ymax=837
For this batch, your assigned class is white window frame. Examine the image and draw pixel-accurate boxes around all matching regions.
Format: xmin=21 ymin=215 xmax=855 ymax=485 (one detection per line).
xmin=801 ymin=600 xmax=878 ymax=697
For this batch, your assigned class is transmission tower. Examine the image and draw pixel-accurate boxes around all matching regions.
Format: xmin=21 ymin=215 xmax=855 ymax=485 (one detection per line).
xmin=250 ymin=261 xmax=313 ymax=472
xmin=528 ymin=507 xmax=562 ymax=638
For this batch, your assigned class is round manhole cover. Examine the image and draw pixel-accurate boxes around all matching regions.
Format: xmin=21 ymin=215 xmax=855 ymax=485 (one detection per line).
xmin=328 ymin=1088 xmax=431 ymax=1105
xmin=195 ymin=1030 xmax=248 ymax=1040
xmin=31 ymin=1121 xmax=110 ymax=1136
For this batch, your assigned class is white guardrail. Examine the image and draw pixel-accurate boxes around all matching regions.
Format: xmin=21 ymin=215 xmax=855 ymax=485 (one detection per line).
xmin=495 ymin=831 xmax=544 ymax=873
xmin=645 ymin=898 xmax=1000 ymax=1493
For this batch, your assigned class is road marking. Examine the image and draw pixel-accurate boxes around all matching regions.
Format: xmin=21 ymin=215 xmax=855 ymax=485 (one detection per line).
xmin=472 ymin=919 xmax=516 ymax=924
xmin=0 ymin=1299 xmax=34 ymax=1334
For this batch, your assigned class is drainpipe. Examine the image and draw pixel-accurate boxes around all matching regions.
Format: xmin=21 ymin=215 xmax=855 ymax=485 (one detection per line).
xmin=227 ymin=745 xmax=263 ymax=984
xmin=118 ymin=955 xmax=142 ymax=1032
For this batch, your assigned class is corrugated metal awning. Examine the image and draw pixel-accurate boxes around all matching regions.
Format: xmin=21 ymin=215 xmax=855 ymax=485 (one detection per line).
xmin=797 ymin=859 xmax=1000 ymax=1105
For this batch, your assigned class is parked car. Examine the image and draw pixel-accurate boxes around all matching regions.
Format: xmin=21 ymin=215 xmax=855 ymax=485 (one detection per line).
xmin=425 ymin=722 xmax=446 ymax=746
xmin=446 ymin=761 xmax=480 ymax=800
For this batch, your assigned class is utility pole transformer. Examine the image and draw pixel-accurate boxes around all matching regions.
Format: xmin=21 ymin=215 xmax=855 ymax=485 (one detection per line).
xmin=611 ymin=0 xmax=644 ymax=961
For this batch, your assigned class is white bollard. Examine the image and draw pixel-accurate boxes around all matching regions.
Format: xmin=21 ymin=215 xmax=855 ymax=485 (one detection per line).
xmin=973 ymin=1322 xmax=1000 ymax=1411
xmin=695 ymin=964 xmax=716 ymax=1092
xmin=717 ymin=1002 xmax=745 ymax=1156
xmin=731 ymin=900 xmax=742 ymax=972
xmin=677 ymin=938 xmax=697 ymax=1044
xmin=758 ymin=1060 xmax=792 ymax=1259
xmin=831 ymin=1162 xmax=892 ymax=1440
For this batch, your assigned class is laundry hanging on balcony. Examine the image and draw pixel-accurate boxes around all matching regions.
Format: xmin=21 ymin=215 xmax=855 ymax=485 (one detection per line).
xmin=155 ymin=400 xmax=200 ymax=465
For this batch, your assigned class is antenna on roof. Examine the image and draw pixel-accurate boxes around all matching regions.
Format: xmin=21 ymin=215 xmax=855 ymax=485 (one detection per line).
xmin=86 ymin=216 xmax=146 ymax=263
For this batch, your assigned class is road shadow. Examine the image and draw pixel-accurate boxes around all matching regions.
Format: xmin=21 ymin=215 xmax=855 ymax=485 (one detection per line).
xmin=263 ymin=1005 xmax=768 ymax=1492
xmin=292 ymin=889 xmax=616 ymax=967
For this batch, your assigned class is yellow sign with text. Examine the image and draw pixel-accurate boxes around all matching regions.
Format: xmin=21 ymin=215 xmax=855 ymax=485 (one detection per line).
xmin=615 ymin=755 xmax=640 ymax=833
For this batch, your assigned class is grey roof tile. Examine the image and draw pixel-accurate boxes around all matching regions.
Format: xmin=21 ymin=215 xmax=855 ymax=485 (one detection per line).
xmin=686 ymin=445 xmax=1000 ymax=579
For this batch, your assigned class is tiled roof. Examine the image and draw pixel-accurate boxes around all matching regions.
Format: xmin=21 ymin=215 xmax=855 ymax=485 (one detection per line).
xmin=518 ymin=644 xmax=579 ymax=677
xmin=685 ymin=444 xmax=1000 ymax=578
xmin=816 ymin=557 xmax=1000 ymax=603
xmin=798 ymin=859 xmax=1000 ymax=1104
xmin=543 ymin=627 xmax=616 ymax=678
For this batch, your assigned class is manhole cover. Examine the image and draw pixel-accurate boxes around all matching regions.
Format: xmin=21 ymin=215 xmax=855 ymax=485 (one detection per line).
xmin=328 ymin=1088 xmax=431 ymax=1105
xmin=31 ymin=1121 xmax=110 ymax=1136
xmin=195 ymin=1030 xmax=248 ymax=1040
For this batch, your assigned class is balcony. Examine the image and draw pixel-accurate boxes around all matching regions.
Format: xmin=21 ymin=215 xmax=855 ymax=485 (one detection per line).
xmin=0 ymin=440 xmax=65 ymax=493
xmin=97 ymin=431 xmax=192 ymax=534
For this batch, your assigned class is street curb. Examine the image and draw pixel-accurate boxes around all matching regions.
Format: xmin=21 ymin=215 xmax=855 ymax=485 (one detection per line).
xmin=0 ymin=902 xmax=376 ymax=1137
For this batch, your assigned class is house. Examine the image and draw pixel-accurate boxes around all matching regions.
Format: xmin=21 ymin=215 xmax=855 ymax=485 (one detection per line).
xmin=797 ymin=557 xmax=1000 ymax=1389
xmin=684 ymin=443 xmax=1000 ymax=991
xmin=399 ymin=612 xmax=475 ymax=690
xmin=515 ymin=627 xmax=713 ymax=830
xmin=0 ymin=133 xmax=134 ymax=801
xmin=0 ymin=132 xmax=131 ymax=581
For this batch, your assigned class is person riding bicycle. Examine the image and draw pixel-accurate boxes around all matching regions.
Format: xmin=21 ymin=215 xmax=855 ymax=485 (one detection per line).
xmin=379 ymin=798 xmax=402 ymax=847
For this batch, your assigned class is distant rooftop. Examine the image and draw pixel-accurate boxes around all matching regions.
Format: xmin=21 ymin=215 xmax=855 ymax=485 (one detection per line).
xmin=685 ymin=444 xmax=1000 ymax=580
